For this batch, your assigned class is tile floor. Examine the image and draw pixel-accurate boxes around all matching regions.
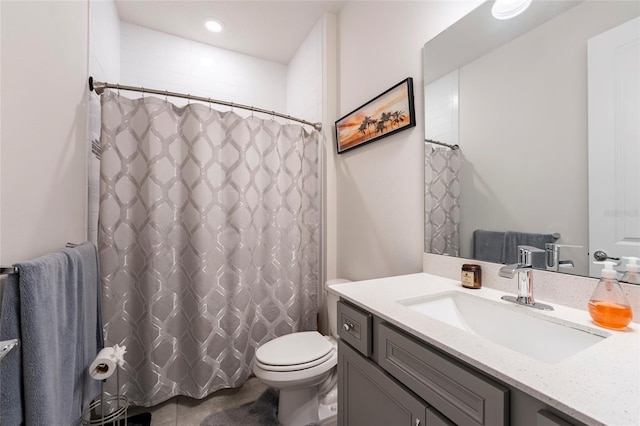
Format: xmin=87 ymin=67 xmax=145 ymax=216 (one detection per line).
xmin=127 ymin=377 xmax=268 ymax=426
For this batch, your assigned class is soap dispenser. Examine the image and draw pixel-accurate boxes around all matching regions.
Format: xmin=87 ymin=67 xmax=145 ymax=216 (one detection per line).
xmin=621 ymin=256 xmax=640 ymax=285
xmin=588 ymin=261 xmax=633 ymax=329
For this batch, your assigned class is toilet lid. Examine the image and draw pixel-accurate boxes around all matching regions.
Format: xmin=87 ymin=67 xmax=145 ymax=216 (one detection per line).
xmin=256 ymin=331 xmax=333 ymax=366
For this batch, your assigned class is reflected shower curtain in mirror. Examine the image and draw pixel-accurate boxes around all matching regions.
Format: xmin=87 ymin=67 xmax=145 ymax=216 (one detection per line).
xmin=98 ymin=90 xmax=319 ymax=406
xmin=425 ymin=144 xmax=460 ymax=256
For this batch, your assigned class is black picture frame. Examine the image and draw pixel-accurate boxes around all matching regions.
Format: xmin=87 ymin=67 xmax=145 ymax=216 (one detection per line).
xmin=335 ymin=77 xmax=416 ymax=154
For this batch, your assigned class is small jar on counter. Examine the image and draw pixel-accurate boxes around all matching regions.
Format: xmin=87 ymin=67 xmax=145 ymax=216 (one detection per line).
xmin=461 ymin=264 xmax=482 ymax=289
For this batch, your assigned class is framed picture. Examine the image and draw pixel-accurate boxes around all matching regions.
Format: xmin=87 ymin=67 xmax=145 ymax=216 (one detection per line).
xmin=335 ymin=78 xmax=416 ymax=154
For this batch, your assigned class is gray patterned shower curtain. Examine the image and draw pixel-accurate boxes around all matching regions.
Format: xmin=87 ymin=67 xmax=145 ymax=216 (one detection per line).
xmin=98 ymin=90 xmax=320 ymax=406
xmin=424 ymin=144 xmax=460 ymax=256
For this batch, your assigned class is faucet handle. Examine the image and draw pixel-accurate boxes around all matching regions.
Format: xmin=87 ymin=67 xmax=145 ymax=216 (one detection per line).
xmin=545 ymin=243 xmax=582 ymax=271
xmin=518 ymin=245 xmax=545 ymax=266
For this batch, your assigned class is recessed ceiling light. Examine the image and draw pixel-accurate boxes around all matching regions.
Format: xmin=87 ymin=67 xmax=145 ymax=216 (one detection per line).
xmin=491 ymin=0 xmax=532 ymax=20
xmin=204 ymin=18 xmax=224 ymax=33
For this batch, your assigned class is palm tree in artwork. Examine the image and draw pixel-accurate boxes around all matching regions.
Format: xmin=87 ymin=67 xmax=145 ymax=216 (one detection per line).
xmin=375 ymin=111 xmax=392 ymax=134
xmin=391 ymin=110 xmax=406 ymax=128
xmin=358 ymin=122 xmax=367 ymax=136
xmin=367 ymin=117 xmax=378 ymax=135
xmin=360 ymin=116 xmax=374 ymax=137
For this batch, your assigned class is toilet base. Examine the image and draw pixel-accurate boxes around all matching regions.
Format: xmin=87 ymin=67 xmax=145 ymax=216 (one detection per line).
xmin=277 ymin=384 xmax=337 ymax=426
xmin=318 ymin=389 xmax=338 ymax=425
xmin=278 ymin=387 xmax=319 ymax=426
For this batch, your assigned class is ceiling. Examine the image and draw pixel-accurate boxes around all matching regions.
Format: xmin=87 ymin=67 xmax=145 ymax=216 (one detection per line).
xmin=115 ymin=1 xmax=346 ymax=65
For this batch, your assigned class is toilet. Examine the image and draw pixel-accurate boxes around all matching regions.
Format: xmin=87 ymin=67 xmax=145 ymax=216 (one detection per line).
xmin=252 ymin=279 xmax=350 ymax=426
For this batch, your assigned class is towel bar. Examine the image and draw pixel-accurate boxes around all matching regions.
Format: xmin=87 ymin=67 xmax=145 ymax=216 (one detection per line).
xmin=1 ymin=243 xmax=80 ymax=274
xmin=0 ymin=266 xmax=18 ymax=275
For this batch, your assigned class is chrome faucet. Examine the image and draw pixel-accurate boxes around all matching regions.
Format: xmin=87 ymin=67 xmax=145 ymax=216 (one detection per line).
xmin=545 ymin=243 xmax=581 ymax=272
xmin=499 ymin=245 xmax=553 ymax=311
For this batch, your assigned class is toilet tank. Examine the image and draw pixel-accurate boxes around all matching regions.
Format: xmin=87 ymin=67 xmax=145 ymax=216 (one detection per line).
xmin=324 ymin=279 xmax=351 ymax=337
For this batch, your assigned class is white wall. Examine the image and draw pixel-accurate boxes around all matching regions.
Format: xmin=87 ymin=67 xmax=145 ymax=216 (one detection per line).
xmin=0 ymin=1 xmax=88 ymax=264
xmin=89 ymin=0 xmax=120 ymax=84
xmin=320 ymin=14 xmax=339 ymax=285
xmin=287 ymin=18 xmax=323 ymax=124
xmin=120 ymin=22 xmax=287 ymax=113
xmin=286 ymin=15 xmax=327 ymax=280
xmin=88 ymin=0 xmax=120 ymax=244
xmin=458 ymin=1 xmax=640 ymax=275
xmin=335 ymin=1 xmax=481 ymax=281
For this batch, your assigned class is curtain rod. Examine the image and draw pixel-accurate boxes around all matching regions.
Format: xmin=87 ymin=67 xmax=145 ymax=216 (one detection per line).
xmin=88 ymin=77 xmax=322 ymax=132
xmin=425 ymin=138 xmax=459 ymax=150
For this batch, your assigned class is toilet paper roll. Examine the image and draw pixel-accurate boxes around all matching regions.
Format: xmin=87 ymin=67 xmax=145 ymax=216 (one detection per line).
xmin=89 ymin=347 xmax=117 ymax=380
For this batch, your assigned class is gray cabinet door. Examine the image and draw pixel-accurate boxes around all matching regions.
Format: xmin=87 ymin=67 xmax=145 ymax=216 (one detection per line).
xmin=427 ymin=407 xmax=456 ymax=426
xmin=338 ymin=340 xmax=428 ymax=426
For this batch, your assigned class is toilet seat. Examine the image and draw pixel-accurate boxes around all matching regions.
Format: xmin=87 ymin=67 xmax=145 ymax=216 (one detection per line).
xmin=255 ymin=331 xmax=333 ymax=372
xmin=255 ymin=349 xmax=334 ymax=372
xmin=253 ymin=349 xmax=337 ymax=388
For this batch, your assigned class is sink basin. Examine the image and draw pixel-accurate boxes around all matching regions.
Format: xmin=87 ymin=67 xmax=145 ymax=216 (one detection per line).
xmin=398 ymin=291 xmax=609 ymax=363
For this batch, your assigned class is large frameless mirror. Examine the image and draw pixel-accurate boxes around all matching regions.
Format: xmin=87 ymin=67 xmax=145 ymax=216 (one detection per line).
xmin=423 ymin=0 xmax=640 ymax=281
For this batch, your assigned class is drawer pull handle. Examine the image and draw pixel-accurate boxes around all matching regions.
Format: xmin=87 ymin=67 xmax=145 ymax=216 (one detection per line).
xmin=342 ymin=323 xmax=354 ymax=332
xmin=415 ymin=419 xmax=421 ymax=426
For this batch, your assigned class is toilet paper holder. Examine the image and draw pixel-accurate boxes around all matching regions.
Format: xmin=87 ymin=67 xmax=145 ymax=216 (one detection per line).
xmin=81 ymin=362 xmax=129 ymax=425
xmin=0 ymin=339 xmax=19 ymax=363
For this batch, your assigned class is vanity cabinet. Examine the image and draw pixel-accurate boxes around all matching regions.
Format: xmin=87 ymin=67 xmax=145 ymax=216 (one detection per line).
xmin=376 ymin=322 xmax=507 ymax=426
xmin=338 ymin=340 xmax=428 ymax=426
xmin=337 ymin=300 xmax=584 ymax=426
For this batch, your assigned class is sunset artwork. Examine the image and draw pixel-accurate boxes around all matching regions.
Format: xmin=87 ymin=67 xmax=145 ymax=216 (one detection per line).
xmin=335 ymin=78 xmax=415 ymax=153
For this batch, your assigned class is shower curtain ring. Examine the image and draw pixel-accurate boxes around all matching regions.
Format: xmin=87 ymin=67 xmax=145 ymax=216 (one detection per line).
xmin=208 ymin=98 xmax=212 ymax=110
xmin=116 ymin=84 xmax=120 ymax=97
xmin=164 ymin=90 xmax=168 ymax=103
xmin=141 ymin=87 xmax=145 ymax=98
xmin=188 ymin=95 xmax=191 ymax=105
xmin=230 ymin=102 xmax=234 ymax=112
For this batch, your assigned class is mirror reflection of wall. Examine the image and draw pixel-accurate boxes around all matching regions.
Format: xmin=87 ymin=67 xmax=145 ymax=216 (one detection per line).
xmin=424 ymin=0 xmax=640 ymax=279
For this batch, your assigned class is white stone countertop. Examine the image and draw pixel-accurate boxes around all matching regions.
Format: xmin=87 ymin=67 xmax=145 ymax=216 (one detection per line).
xmin=329 ymin=272 xmax=640 ymax=426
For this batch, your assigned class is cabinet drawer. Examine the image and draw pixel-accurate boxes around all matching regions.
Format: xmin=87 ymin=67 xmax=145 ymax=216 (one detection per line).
xmin=337 ymin=301 xmax=372 ymax=357
xmin=377 ymin=323 xmax=508 ymax=426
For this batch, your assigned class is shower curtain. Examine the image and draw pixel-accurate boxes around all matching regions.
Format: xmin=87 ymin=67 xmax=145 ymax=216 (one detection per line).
xmin=424 ymin=144 xmax=460 ymax=256
xmin=98 ymin=90 xmax=320 ymax=406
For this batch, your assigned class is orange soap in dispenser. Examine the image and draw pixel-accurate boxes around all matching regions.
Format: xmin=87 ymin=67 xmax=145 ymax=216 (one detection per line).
xmin=588 ymin=261 xmax=633 ymax=330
